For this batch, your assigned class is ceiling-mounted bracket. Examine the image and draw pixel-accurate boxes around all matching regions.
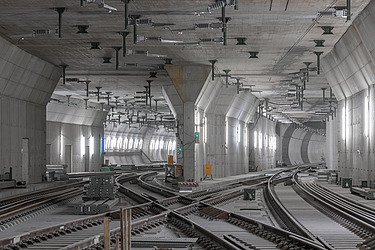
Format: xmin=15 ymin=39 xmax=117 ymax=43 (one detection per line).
xmin=95 ymin=86 xmax=102 ymax=101
xmin=209 ymin=59 xmax=217 ymax=80
xmin=147 ymin=80 xmax=153 ymax=108
xmin=314 ymin=39 xmax=325 ymax=47
xmin=52 ymin=7 xmax=66 ymax=38
xmin=90 ymin=41 xmax=100 ymax=49
xmin=118 ymin=31 xmax=130 ymax=56
xmin=113 ymin=46 xmax=122 ymax=70
xmin=223 ymin=69 xmax=231 ymax=87
xmin=321 ymin=26 xmax=334 ymax=35
xmin=322 ymin=87 xmax=327 ymax=102
xmin=102 ymin=57 xmax=112 ymax=64
xmin=303 ymin=62 xmax=312 ymax=82
xmin=66 ymin=95 xmax=72 ymax=106
xmin=217 ymin=15 xmax=231 ymax=45
xmin=83 ymin=98 xmax=89 ymax=109
xmin=236 ymin=37 xmax=246 ymax=45
xmin=249 ymin=51 xmax=259 ymax=59
xmin=60 ymin=64 xmax=68 ymax=84
xmin=122 ymin=0 xmax=131 ymax=30
xmin=80 ymin=80 xmax=91 ymax=97
xmin=129 ymin=15 xmax=141 ymax=44
xmin=314 ymin=51 xmax=324 ymax=75
xmin=77 ymin=25 xmax=89 ymax=34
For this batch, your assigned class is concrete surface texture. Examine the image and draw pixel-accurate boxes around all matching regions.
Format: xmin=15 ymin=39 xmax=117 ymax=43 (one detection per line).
xmin=0 ymin=0 xmax=373 ymax=182
xmin=323 ymin=0 xmax=375 ymax=187
xmin=0 ymin=35 xmax=61 ymax=183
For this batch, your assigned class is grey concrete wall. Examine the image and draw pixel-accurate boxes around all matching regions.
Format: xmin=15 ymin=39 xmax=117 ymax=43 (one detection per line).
xmin=280 ymin=124 xmax=325 ymax=165
xmin=323 ymin=1 xmax=375 ymax=186
xmin=46 ymin=121 xmax=104 ymax=172
xmin=46 ymin=98 xmax=107 ymax=173
xmin=250 ymin=116 xmax=278 ymax=171
xmin=104 ymin=124 xmax=176 ymax=166
xmin=335 ymin=87 xmax=375 ymax=186
xmin=326 ymin=117 xmax=339 ymax=170
xmin=0 ymin=35 xmax=60 ymax=183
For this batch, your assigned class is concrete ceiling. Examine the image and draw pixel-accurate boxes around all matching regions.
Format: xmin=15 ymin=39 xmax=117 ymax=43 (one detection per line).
xmin=0 ymin=0 xmax=371 ymax=124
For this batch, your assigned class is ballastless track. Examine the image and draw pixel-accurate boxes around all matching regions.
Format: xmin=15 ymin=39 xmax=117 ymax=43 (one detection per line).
xmin=2 ymin=165 xmax=373 ymax=249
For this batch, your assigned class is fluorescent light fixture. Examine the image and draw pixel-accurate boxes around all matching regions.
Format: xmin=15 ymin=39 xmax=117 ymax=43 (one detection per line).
xmin=364 ymin=95 xmax=369 ymax=137
xmin=155 ymin=139 xmax=159 ymax=150
xmin=105 ymin=136 xmax=110 ymax=150
xmin=168 ymin=141 xmax=172 ymax=152
xmin=161 ymin=39 xmax=184 ymax=43
xmin=237 ymin=124 xmax=241 ymax=143
xmin=159 ymin=140 xmax=164 ymax=150
xmin=172 ymin=140 xmax=176 ymax=151
xmin=204 ymin=116 xmax=207 ymax=143
xmin=254 ymin=131 xmax=257 ymax=148
xmin=90 ymin=136 xmax=94 ymax=155
xmin=138 ymin=139 xmax=143 ymax=149
xmin=134 ymin=138 xmax=139 ymax=149
xmin=60 ymin=133 xmax=64 ymax=158
xmin=346 ymin=102 xmax=349 ymax=142
xmin=124 ymin=138 xmax=128 ymax=150
xmin=81 ymin=135 xmax=85 ymax=157
xmin=116 ymin=137 xmax=122 ymax=150
xmin=225 ymin=118 xmax=229 ymax=147
xmin=244 ymin=125 xmax=248 ymax=147
xmin=150 ymin=139 xmax=155 ymax=150
xmin=129 ymin=138 xmax=133 ymax=149
xmin=259 ymin=132 xmax=263 ymax=148
xmin=111 ymin=136 xmax=116 ymax=149
xmin=342 ymin=105 xmax=346 ymax=140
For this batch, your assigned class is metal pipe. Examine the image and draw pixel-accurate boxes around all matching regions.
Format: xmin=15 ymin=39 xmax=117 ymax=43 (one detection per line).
xmin=96 ymin=87 xmax=102 ymax=101
xmin=284 ymin=0 xmax=290 ymax=11
xmin=124 ymin=0 xmax=129 ymax=30
xmin=55 ymin=8 xmax=65 ymax=38
xmin=347 ymin=0 xmax=351 ymax=21
xmin=148 ymin=80 xmax=151 ymax=108
xmin=85 ymin=81 xmax=90 ymax=97
xmin=114 ymin=47 xmax=121 ymax=70
xmin=314 ymin=52 xmax=323 ymax=75
xmin=133 ymin=22 xmax=137 ymax=44
xmin=119 ymin=31 xmax=129 ymax=57
xmin=222 ymin=6 xmax=227 ymax=45
xmin=209 ymin=60 xmax=217 ymax=80
xmin=61 ymin=64 xmax=67 ymax=84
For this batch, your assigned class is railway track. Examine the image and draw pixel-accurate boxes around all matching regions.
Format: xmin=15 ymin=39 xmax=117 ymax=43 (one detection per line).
xmin=292 ymin=171 xmax=375 ymax=249
xmin=0 ymin=167 xmax=341 ymax=250
xmin=0 ymin=182 xmax=86 ymax=232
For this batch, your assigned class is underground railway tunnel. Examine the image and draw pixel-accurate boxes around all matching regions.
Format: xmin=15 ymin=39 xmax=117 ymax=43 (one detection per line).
xmin=0 ymin=0 xmax=375 ymax=249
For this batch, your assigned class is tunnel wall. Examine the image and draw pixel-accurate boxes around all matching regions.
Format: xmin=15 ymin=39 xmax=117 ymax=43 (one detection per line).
xmin=46 ymin=100 xmax=107 ymax=173
xmin=0 ymin=35 xmax=61 ymax=183
xmin=280 ymin=124 xmax=325 ymax=165
xmin=249 ymin=116 xmax=278 ymax=171
xmin=46 ymin=121 xmax=104 ymax=172
xmin=329 ymin=88 xmax=375 ymax=187
xmin=103 ymin=124 xmax=176 ymax=166
xmin=193 ymin=75 xmax=258 ymax=181
xmin=322 ymin=0 xmax=375 ymax=187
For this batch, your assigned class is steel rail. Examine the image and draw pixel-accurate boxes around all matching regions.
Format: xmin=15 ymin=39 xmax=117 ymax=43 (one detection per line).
xmin=293 ymin=170 xmax=375 ymax=235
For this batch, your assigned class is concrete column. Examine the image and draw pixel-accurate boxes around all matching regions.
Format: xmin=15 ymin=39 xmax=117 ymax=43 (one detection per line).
xmin=165 ymin=64 xmax=210 ymax=181
xmin=182 ymin=101 xmax=195 ymax=180
xmin=0 ymin=35 xmax=61 ymax=183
